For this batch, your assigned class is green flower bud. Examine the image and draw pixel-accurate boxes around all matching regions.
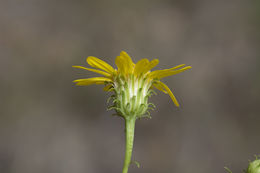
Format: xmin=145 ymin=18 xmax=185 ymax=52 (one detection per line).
xmin=247 ymin=157 xmax=260 ymax=173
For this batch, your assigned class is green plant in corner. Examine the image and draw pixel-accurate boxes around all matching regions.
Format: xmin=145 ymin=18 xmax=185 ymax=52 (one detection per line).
xmin=73 ymin=51 xmax=192 ymax=173
xmin=225 ymin=155 xmax=260 ymax=173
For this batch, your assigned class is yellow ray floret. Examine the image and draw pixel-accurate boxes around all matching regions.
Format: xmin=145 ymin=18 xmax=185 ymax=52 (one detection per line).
xmin=134 ymin=58 xmax=149 ymax=76
xmin=142 ymin=59 xmax=159 ymax=74
xmin=116 ymin=51 xmax=135 ymax=77
xmin=120 ymin=51 xmax=135 ymax=73
xmin=134 ymin=59 xmax=159 ymax=77
xmin=153 ymin=81 xmax=180 ymax=107
xmin=87 ymin=56 xmax=115 ymax=74
xmin=72 ymin=66 xmax=112 ymax=78
xmin=73 ymin=77 xmax=112 ymax=86
xmin=148 ymin=65 xmax=192 ymax=79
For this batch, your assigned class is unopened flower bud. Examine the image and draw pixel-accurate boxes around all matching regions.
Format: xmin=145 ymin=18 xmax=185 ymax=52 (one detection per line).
xmin=247 ymin=157 xmax=260 ymax=173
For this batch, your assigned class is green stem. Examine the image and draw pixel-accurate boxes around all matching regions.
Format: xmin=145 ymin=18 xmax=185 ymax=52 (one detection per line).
xmin=122 ymin=117 xmax=136 ymax=173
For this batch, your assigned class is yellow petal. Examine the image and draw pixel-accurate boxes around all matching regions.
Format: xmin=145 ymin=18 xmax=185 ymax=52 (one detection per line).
xmin=73 ymin=77 xmax=112 ymax=86
xmin=157 ymin=66 xmax=192 ymax=79
xmin=156 ymin=81 xmax=180 ymax=107
xmin=149 ymin=66 xmax=192 ymax=79
xmin=120 ymin=51 xmax=135 ymax=73
xmin=149 ymin=64 xmax=186 ymax=78
xmin=72 ymin=66 xmax=112 ymax=78
xmin=169 ymin=64 xmax=186 ymax=70
xmin=87 ymin=56 xmax=115 ymax=74
xmin=115 ymin=55 xmax=127 ymax=76
xmin=142 ymin=59 xmax=159 ymax=74
xmin=134 ymin=58 xmax=149 ymax=76
xmin=152 ymin=82 xmax=167 ymax=94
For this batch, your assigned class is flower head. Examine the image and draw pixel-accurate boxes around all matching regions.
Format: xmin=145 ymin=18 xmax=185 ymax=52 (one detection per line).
xmin=73 ymin=51 xmax=191 ymax=119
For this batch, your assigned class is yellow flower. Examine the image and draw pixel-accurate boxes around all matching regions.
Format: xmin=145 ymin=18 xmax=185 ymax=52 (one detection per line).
xmin=73 ymin=51 xmax=191 ymax=118
xmin=73 ymin=51 xmax=192 ymax=173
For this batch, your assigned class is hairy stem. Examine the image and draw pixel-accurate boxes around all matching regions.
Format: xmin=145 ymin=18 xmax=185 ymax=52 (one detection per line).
xmin=122 ymin=117 xmax=136 ymax=173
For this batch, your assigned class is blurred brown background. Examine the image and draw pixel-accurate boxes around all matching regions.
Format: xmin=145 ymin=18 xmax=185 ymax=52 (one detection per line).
xmin=1 ymin=0 xmax=260 ymax=173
